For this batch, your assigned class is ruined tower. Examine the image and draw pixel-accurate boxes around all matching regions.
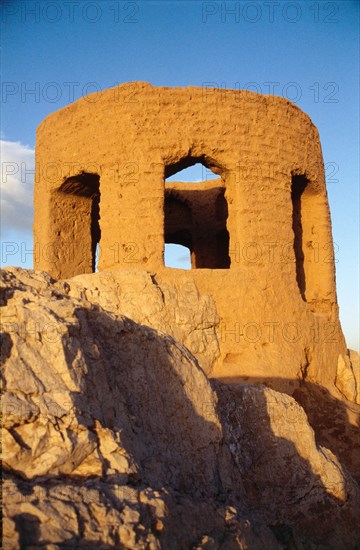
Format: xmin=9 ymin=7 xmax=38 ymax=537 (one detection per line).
xmin=34 ymin=82 xmax=349 ymax=394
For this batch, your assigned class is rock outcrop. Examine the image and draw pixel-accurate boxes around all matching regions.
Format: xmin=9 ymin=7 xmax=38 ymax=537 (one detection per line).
xmin=2 ymin=267 xmax=360 ymax=549
xmin=67 ymin=268 xmax=221 ymax=376
xmin=33 ymin=82 xmax=350 ymax=399
xmin=335 ymin=349 xmax=360 ymax=405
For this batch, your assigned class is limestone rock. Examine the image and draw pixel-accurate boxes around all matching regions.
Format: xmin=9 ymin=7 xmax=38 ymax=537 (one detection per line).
xmin=335 ymin=349 xmax=360 ymax=404
xmin=293 ymin=379 xmax=360 ymax=483
xmin=67 ymin=269 xmax=220 ymax=375
xmin=2 ymin=267 xmax=360 ymax=549
xmin=1 ymin=267 xmax=221 ymax=490
xmin=336 ymin=353 xmax=355 ymax=403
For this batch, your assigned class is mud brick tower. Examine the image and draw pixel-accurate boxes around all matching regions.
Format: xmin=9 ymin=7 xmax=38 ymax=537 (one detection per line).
xmin=34 ymin=82 xmax=349 ymax=394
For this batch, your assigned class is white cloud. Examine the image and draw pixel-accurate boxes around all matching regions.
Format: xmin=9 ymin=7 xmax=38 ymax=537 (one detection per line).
xmin=1 ymin=139 xmax=34 ymax=235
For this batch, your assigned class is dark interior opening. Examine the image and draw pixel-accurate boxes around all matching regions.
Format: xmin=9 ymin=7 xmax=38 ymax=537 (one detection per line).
xmin=216 ymin=229 xmax=231 ymax=268
xmin=291 ymin=174 xmax=308 ymax=301
xmin=58 ymin=171 xmax=101 ymax=272
xmin=164 ymin=195 xmax=193 ymax=262
xmin=164 ymin=157 xmax=230 ymax=269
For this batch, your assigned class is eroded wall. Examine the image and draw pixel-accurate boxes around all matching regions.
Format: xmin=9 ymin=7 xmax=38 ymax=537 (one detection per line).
xmin=34 ymin=82 xmax=347 ymax=394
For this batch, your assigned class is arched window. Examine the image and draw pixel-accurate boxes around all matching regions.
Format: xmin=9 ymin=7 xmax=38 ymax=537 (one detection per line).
xmin=164 ymin=156 xmax=230 ymax=269
xmin=56 ymin=171 xmax=101 ymax=273
xmin=291 ymin=174 xmax=307 ymax=300
xmin=166 ymin=162 xmax=214 ymax=183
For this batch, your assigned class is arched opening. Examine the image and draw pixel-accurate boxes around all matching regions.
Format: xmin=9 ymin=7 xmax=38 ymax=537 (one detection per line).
xmin=166 ymin=162 xmax=217 ymax=183
xmin=291 ymin=174 xmax=308 ymax=301
xmin=290 ymin=172 xmax=334 ymax=306
xmin=57 ymin=171 xmax=101 ymax=273
xmin=164 ymin=155 xmax=230 ymax=269
xmin=164 ymin=195 xmax=194 ymax=267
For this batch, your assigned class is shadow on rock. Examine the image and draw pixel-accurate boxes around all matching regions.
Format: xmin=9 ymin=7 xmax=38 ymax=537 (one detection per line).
xmin=2 ymin=282 xmax=360 ymax=548
xmin=212 ymin=380 xmax=360 ymax=549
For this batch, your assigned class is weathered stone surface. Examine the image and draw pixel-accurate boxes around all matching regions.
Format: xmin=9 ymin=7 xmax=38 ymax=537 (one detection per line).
xmin=335 ymin=349 xmax=360 ymax=404
xmin=293 ymin=381 xmax=360 ymax=483
xmin=2 ymin=267 xmax=359 ymax=549
xmin=33 ymin=82 xmax=349 ymax=400
xmin=66 ymin=269 xmax=360 ymax=483
xmin=67 ymin=269 xmax=220 ymax=375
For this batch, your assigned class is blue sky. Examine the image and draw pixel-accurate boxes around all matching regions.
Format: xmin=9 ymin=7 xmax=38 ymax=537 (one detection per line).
xmin=1 ymin=0 xmax=359 ymax=349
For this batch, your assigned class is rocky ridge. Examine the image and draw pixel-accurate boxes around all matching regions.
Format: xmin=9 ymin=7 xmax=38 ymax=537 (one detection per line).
xmin=1 ymin=267 xmax=360 ymax=549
